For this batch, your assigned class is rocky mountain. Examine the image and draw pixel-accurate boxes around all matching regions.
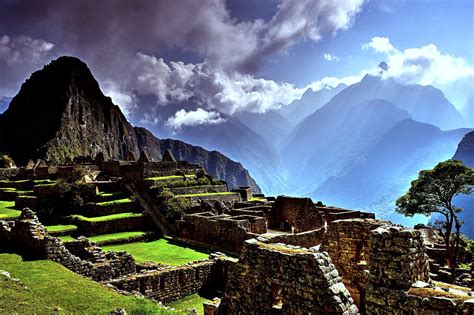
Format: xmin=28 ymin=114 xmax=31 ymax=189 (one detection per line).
xmin=462 ymin=94 xmax=474 ymax=127
xmin=278 ymin=84 xmax=346 ymax=125
xmin=313 ymin=119 xmax=470 ymax=225
xmin=0 ymin=56 xmax=260 ymax=192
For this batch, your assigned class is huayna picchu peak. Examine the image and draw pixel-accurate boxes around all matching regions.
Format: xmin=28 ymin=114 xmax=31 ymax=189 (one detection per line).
xmin=0 ymin=56 xmax=260 ymax=192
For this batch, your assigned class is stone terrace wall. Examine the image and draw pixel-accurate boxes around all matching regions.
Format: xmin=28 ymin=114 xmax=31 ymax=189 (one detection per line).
xmin=321 ymin=219 xmax=387 ymax=310
xmin=177 ymin=212 xmax=261 ymax=252
xmin=0 ymin=209 xmax=136 ymax=282
xmin=366 ymin=225 xmax=430 ymax=314
xmin=73 ymin=215 xmax=148 ymax=236
xmin=0 ymin=167 xmax=19 ymax=179
xmin=106 ymin=258 xmax=228 ymax=303
xmin=215 ymin=238 xmax=358 ymax=315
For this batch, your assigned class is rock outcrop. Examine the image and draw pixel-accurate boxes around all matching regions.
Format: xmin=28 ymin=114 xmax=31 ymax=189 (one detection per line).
xmin=0 ymin=56 xmax=260 ymax=191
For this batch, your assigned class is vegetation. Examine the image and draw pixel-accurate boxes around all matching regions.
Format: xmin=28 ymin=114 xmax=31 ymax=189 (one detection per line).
xmin=145 ymin=175 xmax=196 ymax=181
xmin=97 ymin=191 xmax=126 ymax=199
xmin=87 ymin=231 xmax=147 ymax=243
xmin=0 ymin=253 xmax=179 ymax=314
xmin=96 ymin=197 xmax=135 ymax=206
xmin=103 ymin=238 xmax=209 ymax=265
xmin=396 ymin=160 xmax=474 ymax=277
xmin=45 ymin=224 xmax=78 ymax=234
xmin=0 ymin=200 xmax=21 ymax=219
xmin=167 ymin=293 xmax=213 ymax=314
xmin=148 ymin=176 xmax=224 ymax=190
xmin=178 ymin=192 xmax=235 ymax=198
xmin=72 ymin=212 xmax=143 ymax=222
xmin=153 ymin=189 xmax=194 ymax=222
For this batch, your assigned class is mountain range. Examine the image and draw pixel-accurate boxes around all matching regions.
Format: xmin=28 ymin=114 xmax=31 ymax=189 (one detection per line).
xmin=0 ymin=56 xmax=260 ymax=192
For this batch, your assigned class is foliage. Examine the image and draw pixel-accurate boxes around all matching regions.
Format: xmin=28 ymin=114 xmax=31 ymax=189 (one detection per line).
xmin=103 ymin=238 xmax=209 ymax=265
xmin=0 ymin=253 xmax=178 ymax=314
xmin=153 ymin=189 xmax=193 ymax=222
xmin=396 ymin=160 xmax=474 ymax=272
xmin=177 ymin=192 xmax=235 ymax=198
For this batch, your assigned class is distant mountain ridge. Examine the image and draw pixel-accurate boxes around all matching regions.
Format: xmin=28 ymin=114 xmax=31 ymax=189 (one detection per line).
xmin=0 ymin=56 xmax=261 ymax=192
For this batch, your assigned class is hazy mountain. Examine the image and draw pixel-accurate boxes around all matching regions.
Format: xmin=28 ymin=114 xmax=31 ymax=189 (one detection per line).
xmin=281 ymin=98 xmax=411 ymax=193
xmin=338 ymin=75 xmax=464 ymax=130
xmin=462 ymin=94 xmax=474 ymax=127
xmin=313 ymin=119 xmax=470 ymax=226
xmin=278 ymin=84 xmax=346 ymax=125
xmin=0 ymin=56 xmax=261 ymax=191
xmin=235 ymin=110 xmax=293 ymax=147
xmin=153 ymin=116 xmax=288 ymax=195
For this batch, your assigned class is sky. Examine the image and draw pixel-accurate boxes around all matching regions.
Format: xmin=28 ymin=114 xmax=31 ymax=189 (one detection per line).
xmin=0 ymin=0 xmax=473 ymax=128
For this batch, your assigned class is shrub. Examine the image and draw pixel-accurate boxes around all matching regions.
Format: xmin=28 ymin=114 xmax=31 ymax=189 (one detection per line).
xmin=0 ymin=153 xmax=15 ymax=168
xmin=154 ymin=189 xmax=193 ymax=222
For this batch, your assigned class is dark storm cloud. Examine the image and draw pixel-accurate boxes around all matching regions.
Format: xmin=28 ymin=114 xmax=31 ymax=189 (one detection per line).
xmin=0 ymin=0 xmax=367 ymax=125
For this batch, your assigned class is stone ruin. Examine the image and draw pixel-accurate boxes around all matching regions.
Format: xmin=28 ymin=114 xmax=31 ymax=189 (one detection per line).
xmin=210 ymin=237 xmax=358 ymax=315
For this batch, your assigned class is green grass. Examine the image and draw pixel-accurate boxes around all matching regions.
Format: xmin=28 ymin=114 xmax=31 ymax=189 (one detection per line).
xmin=45 ymin=225 xmax=78 ymax=234
xmin=0 ymin=179 xmax=30 ymax=183
xmin=248 ymin=197 xmax=267 ymax=202
xmin=0 ymin=188 xmax=34 ymax=194
xmin=96 ymin=197 xmax=134 ymax=206
xmin=103 ymin=238 xmax=209 ymax=265
xmin=87 ymin=231 xmax=147 ymax=243
xmin=97 ymin=191 xmax=126 ymax=198
xmin=145 ymin=175 xmax=196 ymax=181
xmin=177 ymin=192 xmax=235 ymax=198
xmin=58 ymin=235 xmax=75 ymax=242
xmin=167 ymin=293 xmax=213 ymax=314
xmin=33 ymin=179 xmax=56 ymax=184
xmin=0 ymin=200 xmax=21 ymax=219
xmin=72 ymin=212 xmax=143 ymax=222
xmin=0 ymin=253 xmax=180 ymax=314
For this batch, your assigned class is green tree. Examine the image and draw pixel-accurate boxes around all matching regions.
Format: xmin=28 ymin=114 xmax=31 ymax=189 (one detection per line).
xmin=396 ymin=160 xmax=474 ymax=275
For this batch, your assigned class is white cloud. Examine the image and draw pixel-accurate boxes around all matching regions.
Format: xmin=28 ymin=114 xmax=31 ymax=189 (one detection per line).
xmin=382 ymin=44 xmax=474 ymax=86
xmin=0 ymin=35 xmax=54 ymax=64
xmin=130 ymin=52 xmax=306 ymax=115
xmin=362 ymin=36 xmax=396 ymax=53
xmin=102 ymin=80 xmax=137 ymax=116
xmin=166 ymin=108 xmax=226 ymax=130
xmin=323 ymin=53 xmax=340 ymax=62
xmin=307 ymin=73 xmax=368 ymax=91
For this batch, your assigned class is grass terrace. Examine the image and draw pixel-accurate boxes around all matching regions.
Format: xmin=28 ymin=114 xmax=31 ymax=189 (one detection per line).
xmin=103 ymin=238 xmax=209 ymax=265
xmin=58 ymin=235 xmax=75 ymax=242
xmin=145 ymin=175 xmax=196 ymax=181
xmin=97 ymin=191 xmax=127 ymax=198
xmin=0 ymin=200 xmax=21 ymax=219
xmin=88 ymin=231 xmax=148 ymax=243
xmin=71 ymin=212 xmax=143 ymax=222
xmin=45 ymin=224 xmax=78 ymax=234
xmin=167 ymin=293 xmax=213 ymax=314
xmin=177 ymin=192 xmax=235 ymax=198
xmin=0 ymin=188 xmax=34 ymax=194
xmin=96 ymin=197 xmax=135 ymax=206
xmin=0 ymin=253 xmax=179 ymax=314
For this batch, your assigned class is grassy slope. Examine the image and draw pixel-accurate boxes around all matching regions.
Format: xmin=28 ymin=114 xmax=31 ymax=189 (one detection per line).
xmin=145 ymin=175 xmax=196 ymax=181
xmin=0 ymin=253 xmax=179 ymax=314
xmin=45 ymin=225 xmax=78 ymax=233
xmin=167 ymin=293 xmax=212 ymax=314
xmin=103 ymin=238 xmax=209 ymax=265
xmin=88 ymin=231 xmax=147 ymax=242
xmin=177 ymin=192 xmax=234 ymax=197
xmin=0 ymin=200 xmax=21 ymax=219
xmin=96 ymin=197 xmax=134 ymax=206
xmin=72 ymin=212 xmax=143 ymax=222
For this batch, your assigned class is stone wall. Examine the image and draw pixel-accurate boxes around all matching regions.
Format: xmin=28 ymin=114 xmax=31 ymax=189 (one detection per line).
xmin=0 ymin=209 xmax=136 ymax=281
xmin=269 ymin=228 xmax=326 ymax=248
xmin=269 ymin=196 xmax=324 ymax=233
xmin=321 ymin=219 xmax=387 ymax=310
xmin=215 ymin=237 xmax=358 ymax=315
xmin=366 ymin=225 xmax=430 ymax=314
xmin=106 ymin=259 xmax=221 ymax=303
xmin=168 ymin=185 xmax=228 ymax=196
xmin=73 ymin=214 xmax=148 ymax=236
xmin=176 ymin=212 xmax=261 ymax=253
xmin=0 ymin=167 xmax=19 ymax=180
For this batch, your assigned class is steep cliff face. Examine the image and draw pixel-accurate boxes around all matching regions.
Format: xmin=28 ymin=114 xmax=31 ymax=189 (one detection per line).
xmin=453 ymin=131 xmax=474 ymax=167
xmin=0 ymin=56 xmax=260 ymax=192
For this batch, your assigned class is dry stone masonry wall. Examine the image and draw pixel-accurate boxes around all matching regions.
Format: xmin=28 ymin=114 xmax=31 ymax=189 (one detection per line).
xmin=214 ymin=237 xmax=358 ymax=315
